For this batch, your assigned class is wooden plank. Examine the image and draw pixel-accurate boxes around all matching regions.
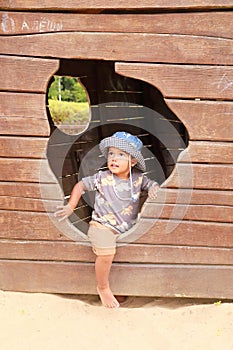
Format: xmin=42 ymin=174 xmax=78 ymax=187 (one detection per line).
xmin=0 ymin=158 xmax=57 ymax=183
xmin=0 ymin=240 xmax=94 ymax=262
xmin=154 ymin=189 xmax=233 ymax=206
xmin=1 ymin=12 xmax=233 ymax=39
xmin=1 ymin=158 xmax=232 ymax=188
xmin=0 ymin=182 xmax=60 ymax=199
xmin=1 ymin=33 xmax=232 ymax=65
xmin=116 ymin=63 xmax=233 ymax=100
xmin=0 ymin=260 xmax=233 ymax=298
xmin=0 ymin=211 xmax=65 ymax=241
xmin=165 ymin=100 xmax=233 ymax=141
xmin=0 ymin=92 xmax=50 ymax=137
xmin=158 ymin=141 xmax=233 ymax=166
xmin=0 ymin=117 xmax=50 ymax=136
xmin=1 ymin=240 xmax=233 ymax=265
xmin=1 ymin=182 xmax=232 ymax=206
xmin=142 ymin=203 xmax=233 ymax=223
xmin=164 ymin=163 xmax=233 ymax=190
xmin=1 ymin=1 xmax=232 ymax=11
xmin=179 ymin=141 xmax=233 ymax=164
xmin=0 ymin=92 xmax=47 ymax=119
xmin=136 ymin=219 xmax=233 ymax=247
xmin=0 ymin=211 xmax=232 ymax=247
xmin=0 ymin=210 xmax=89 ymax=242
xmin=1 ymin=188 xmax=232 ymax=211
xmin=0 ymin=196 xmax=61 ymax=212
xmin=0 ymin=55 xmax=59 ymax=92
xmin=0 ymin=260 xmax=96 ymax=294
xmin=2 ymin=185 xmax=232 ymax=223
xmin=0 ymin=137 xmax=48 ymax=158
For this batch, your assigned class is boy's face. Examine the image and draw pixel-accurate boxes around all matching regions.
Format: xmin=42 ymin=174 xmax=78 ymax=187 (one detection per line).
xmin=107 ymin=147 xmax=137 ymax=179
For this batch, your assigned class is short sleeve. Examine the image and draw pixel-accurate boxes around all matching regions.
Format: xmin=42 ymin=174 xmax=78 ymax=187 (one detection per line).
xmin=141 ymin=174 xmax=158 ymax=192
xmin=82 ymin=173 xmax=99 ymax=191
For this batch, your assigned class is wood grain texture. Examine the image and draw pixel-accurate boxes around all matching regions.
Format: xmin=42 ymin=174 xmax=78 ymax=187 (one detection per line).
xmin=0 ymin=260 xmax=233 ymax=298
xmin=0 ymin=211 xmax=65 ymax=241
xmin=1 ymin=12 xmax=232 ymax=39
xmin=1 ymin=195 xmax=232 ymax=223
xmin=165 ymin=100 xmax=233 ymax=141
xmin=1 ymin=211 xmax=232 ymax=247
xmin=142 ymin=203 xmax=233 ymax=223
xmin=0 ymin=92 xmax=48 ymax=118
xmin=178 ymin=141 xmax=233 ymax=164
xmin=1 ymin=189 xmax=232 ymax=212
xmin=0 ymin=91 xmax=50 ymax=136
xmin=1 ymin=1 xmax=232 ymax=11
xmin=0 ymin=117 xmax=50 ymax=136
xmin=0 ymin=137 xmax=48 ymax=158
xmin=0 ymin=207 xmax=89 ymax=243
xmin=1 ymin=182 xmax=232 ymax=206
xmin=0 ymin=55 xmax=59 ymax=92
xmin=0 ymin=182 xmax=60 ymax=200
xmin=0 ymin=159 xmax=56 ymax=183
xmin=2 ymin=138 xmax=231 ymax=162
xmin=136 ymin=219 xmax=233 ymax=247
xmin=154 ymin=189 xmax=233 ymax=206
xmin=1 ymin=240 xmax=233 ymax=265
xmin=1 ymin=159 xmax=232 ymax=189
xmin=0 ymin=196 xmax=61 ymax=213
xmin=165 ymin=163 xmax=233 ymax=190
xmin=0 ymin=5 xmax=232 ymax=300
xmin=1 ymin=33 xmax=232 ymax=65
xmin=116 ymin=63 xmax=233 ymax=100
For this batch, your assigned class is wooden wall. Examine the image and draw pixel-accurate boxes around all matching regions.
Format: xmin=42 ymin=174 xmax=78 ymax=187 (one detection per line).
xmin=0 ymin=2 xmax=233 ymax=298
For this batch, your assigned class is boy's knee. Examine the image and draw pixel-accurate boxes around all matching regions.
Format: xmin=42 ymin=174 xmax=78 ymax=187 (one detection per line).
xmin=101 ymin=254 xmax=115 ymax=259
xmin=92 ymin=246 xmax=116 ymax=256
xmin=96 ymin=254 xmax=115 ymax=262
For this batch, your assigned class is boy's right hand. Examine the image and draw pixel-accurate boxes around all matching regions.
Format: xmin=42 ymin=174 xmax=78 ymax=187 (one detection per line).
xmin=54 ymin=203 xmax=74 ymax=221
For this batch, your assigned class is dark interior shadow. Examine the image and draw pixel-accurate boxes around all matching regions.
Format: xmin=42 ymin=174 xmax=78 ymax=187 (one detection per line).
xmin=47 ymin=59 xmax=189 ymax=233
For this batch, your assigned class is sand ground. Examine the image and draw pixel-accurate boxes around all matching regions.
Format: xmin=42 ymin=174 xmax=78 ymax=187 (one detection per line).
xmin=0 ymin=291 xmax=232 ymax=350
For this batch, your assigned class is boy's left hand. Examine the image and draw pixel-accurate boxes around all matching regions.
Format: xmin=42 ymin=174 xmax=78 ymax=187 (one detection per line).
xmin=148 ymin=183 xmax=159 ymax=200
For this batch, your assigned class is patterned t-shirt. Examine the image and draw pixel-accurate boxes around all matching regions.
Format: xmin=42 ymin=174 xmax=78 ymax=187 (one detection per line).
xmin=82 ymin=170 xmax=157 ymax=233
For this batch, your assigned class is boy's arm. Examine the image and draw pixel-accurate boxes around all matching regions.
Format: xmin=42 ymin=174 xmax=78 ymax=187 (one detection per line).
xmin=68 ymin=180 xmax=86 ymax=210
xmin=141 ymin=175 xmax=159 ymax=200
xmin=54 ymin=180 xmax=86 ymax=221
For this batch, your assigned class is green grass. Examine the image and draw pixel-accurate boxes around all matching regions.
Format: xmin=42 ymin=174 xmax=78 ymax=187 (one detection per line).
xmin=48 ymin=100 xmax=90 ymax=126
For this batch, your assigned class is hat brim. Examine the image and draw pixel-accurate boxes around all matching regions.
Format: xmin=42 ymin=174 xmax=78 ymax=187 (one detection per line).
xmin=99 ymin=136 xmax=146 ymax=172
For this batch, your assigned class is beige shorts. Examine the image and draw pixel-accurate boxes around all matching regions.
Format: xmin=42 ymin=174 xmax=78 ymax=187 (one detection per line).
xmin=87 ymin=221 xmax=120 ymax=256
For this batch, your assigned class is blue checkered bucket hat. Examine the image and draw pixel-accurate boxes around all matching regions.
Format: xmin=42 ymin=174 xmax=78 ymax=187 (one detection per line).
xmin=99 ymin=131 xmax=146 ymax=172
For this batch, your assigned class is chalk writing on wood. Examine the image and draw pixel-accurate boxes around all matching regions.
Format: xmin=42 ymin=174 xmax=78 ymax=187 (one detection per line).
xmin=212 ymin=73 xmax=233 ymax=93
xmin=1 ymin=13 xmax=63 ymax=33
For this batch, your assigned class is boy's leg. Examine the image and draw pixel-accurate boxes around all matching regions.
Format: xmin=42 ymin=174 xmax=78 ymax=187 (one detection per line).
xmin=95 ymin=254 xmax=119 ymax=308
xmin=87 ymin=222 xmax=120 ymax=308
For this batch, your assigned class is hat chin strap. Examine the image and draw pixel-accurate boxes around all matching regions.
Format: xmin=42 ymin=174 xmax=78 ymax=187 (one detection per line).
xmin=129 ymin=156 xmax=138 ymax=202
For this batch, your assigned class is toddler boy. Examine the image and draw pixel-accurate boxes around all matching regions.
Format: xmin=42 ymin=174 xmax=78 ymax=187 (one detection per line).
xmin=55 ymin=131 xmax=159 ymax=308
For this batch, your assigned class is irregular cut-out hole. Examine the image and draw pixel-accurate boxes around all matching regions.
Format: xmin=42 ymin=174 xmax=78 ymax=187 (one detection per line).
xmin=47 ymin=75 xmax=90 ymax=135
xmin=46 ymin=59 xmax=189 ymax=237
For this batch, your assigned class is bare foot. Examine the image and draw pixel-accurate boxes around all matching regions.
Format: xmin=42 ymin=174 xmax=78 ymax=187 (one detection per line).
xmin=97 ymin=286 xmax=120 ymax=308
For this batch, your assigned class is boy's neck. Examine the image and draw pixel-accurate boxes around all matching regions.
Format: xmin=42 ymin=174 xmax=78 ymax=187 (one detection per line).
xmin=111 ymin=171 xmax=130 ymax=180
